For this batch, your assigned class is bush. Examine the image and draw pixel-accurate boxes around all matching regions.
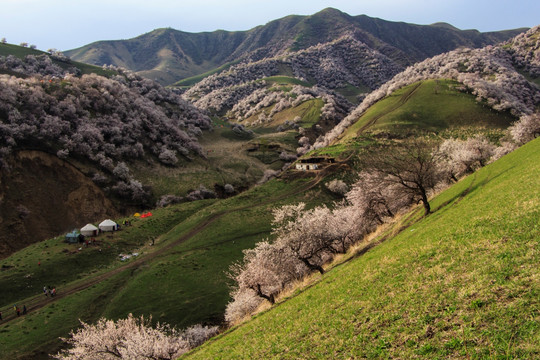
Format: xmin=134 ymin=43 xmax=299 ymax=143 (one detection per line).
xmin=156 ymin=194 xmax=183 ymax=208
xmin=325 ymin=179 xmax=348 ymax=196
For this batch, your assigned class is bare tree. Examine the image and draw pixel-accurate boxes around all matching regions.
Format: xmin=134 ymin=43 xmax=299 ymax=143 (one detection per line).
xmin=362 ymin=140 xmax=444 ymax=216
xmin=347 ymin=171 xmax=411 ymax=225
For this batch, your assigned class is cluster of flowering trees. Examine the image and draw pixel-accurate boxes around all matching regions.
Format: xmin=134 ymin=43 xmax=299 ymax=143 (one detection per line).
xmin=0 ymin=55 xmax=212 ymax=203
xmin=185 ymin=35 xmax=400 ymax=106
xmin=183 ymin=35 xmax=403 ymax=131
xmin=314 ymin=26 xmax=540 ymax=149
xmin=503 ymin=25 xmax=540 ymax=77
xmin=0 ymin=54 xmax=79 ymax=77
xmin=287 ymin=35 xmax=401 ymax=90
xmin=55 ymin=314 xmax=218 ymax=360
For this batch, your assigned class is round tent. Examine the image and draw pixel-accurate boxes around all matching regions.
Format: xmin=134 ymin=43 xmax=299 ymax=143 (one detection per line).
xmin=99 ymin=219 xmax=118 ymax=232
xmin=80 ymin=223 xmax=98 ymax=237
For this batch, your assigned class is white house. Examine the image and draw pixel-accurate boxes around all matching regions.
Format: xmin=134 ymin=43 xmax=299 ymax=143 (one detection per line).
xmin=295 ymin=157 xmax=335 ymax=171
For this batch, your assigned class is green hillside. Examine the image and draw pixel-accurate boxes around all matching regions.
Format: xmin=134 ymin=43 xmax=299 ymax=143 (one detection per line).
xmin=339 ymin=79 xmax=515 ymax=143
xmin=0 ymin=169 xmax=343 ymax=358
xmin=184 ymin=136 xmax=540 ymax=359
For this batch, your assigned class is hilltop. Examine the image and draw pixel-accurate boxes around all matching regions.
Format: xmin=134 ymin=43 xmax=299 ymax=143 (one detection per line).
xmin=64 ymin=8 xmax=525 ymax=85
xmin=315 ymin=25 xmax=540 ymax=149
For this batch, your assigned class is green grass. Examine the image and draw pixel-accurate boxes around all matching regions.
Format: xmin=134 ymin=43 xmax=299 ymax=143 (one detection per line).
xmin=0 ymin=201 xmax=214 ymax=309
xmin=335 ymin=83 xmax=370 ymax=104
xmin=0 ymin=272 xmax=132 ymax=360
xmin=184 ymin=138 xmax=540 ymax=359
xmin=0 ymin=42 xmax=43 ymax=58
xmin=265 ymin=98 xmax=324 ymax=128
xmin=172 ymin=60 xmax=241 ymax=88
xmin=338 ymin=79 xmax=515 ymax=143
xmin=0 ymin=173 xmax=339 ymax=358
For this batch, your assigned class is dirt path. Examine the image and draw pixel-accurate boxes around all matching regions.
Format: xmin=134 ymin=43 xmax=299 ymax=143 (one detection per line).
xmin=1 ymin=169 xmax=333 ymax=324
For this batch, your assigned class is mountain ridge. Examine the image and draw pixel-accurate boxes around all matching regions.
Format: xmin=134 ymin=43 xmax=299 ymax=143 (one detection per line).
xmin=65 ymin=8 xmax=527 ymax=85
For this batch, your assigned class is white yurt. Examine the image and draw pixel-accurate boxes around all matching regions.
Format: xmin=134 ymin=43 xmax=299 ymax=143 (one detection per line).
xmin=80 ymin=223 xmax=99 ymax=237
xmin=98 ymin=219 xmax=118 ymax=232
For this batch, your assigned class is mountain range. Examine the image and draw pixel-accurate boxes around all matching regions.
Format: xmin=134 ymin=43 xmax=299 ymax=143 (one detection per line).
xmin=64 ymin=8 xmax=526 ymax=85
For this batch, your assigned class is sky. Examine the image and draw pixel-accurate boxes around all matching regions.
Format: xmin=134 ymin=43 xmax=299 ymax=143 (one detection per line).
xmin=1 ymin=0 xmax=539 ymax=51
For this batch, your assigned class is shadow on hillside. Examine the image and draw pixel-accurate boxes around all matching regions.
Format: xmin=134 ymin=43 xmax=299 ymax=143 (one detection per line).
xmin=432 ymin=166 xmax=514 ymax=215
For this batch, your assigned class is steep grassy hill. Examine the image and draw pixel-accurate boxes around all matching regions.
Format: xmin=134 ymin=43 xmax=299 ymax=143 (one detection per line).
xmin=64 ymin=8 xmax=525 ymax=85
xmin=313 ymin=25 xmax=540 ymax=150
xmin=340 ymin=79 xmax=514 ymax=140
xmin=184 ymin=134 xmax=540 ymax=359
xmin=310 ymin=79 xmax=516 ymax=159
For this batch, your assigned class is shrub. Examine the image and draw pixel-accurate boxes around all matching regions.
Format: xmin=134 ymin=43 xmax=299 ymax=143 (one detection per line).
xmin=325 ymin=179 xmax=348 ymax=196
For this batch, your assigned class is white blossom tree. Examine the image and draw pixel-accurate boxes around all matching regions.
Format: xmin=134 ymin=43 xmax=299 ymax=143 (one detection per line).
xmin=54 ymin=314 xmax=218 ymax=360
xmin=509 ymin=112 xmax=540 ymax=145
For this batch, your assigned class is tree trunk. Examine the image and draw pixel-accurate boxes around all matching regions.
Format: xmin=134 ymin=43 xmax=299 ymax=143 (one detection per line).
xmin=255 ymin=284 xmax=275 ymax=304
xmin=421 ymin=192 xmax=431 ymax=215
xmin=299 ymin=257 xmax=325 ymax=275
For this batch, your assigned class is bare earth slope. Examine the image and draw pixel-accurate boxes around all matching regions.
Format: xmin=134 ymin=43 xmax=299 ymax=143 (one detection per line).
xmin=0 ymin=151 xmax=118 ymax=259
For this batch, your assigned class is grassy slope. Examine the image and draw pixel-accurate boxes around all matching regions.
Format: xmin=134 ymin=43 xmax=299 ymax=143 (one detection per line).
xmin=311 ymin=78 xmax=515 ymax=160
xmin=338 ymin=79 xmax=515 ymax=143
xmin=172 ymin=60 xmax=241 ymax=88
xmin=132 ymin=123 xmax=298 ymax=197
xmin=185 ymin=138 xmax=540 ymax=359
xmin=0 ymin=173 xmax=340 ymax=358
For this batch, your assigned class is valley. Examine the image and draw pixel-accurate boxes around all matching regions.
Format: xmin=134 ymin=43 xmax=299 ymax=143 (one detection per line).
xmin=0 ymin=7 xmax=539 ymax=359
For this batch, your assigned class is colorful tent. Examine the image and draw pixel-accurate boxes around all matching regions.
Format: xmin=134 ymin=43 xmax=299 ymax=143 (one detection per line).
xmin=134 ymin=213 xmax=141 ymax=217
xmin=80 ymin=223 xmax=98 ymax=237
xmin=98 ymin=219 xmax=117 ymax=232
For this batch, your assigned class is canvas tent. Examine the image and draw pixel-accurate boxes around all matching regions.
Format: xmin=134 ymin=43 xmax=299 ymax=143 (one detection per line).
xmin=80 ymin=223 xmax=98 ymax=237
xmin=99 ymin=219 xmax=118 ymax=232
xmin=65 ymin=230 xmax=80 ymax=243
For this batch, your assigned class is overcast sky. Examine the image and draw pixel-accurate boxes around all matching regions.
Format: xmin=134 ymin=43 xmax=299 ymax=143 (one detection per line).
xmin=1 ymin=0 xmax=538 ymax=51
